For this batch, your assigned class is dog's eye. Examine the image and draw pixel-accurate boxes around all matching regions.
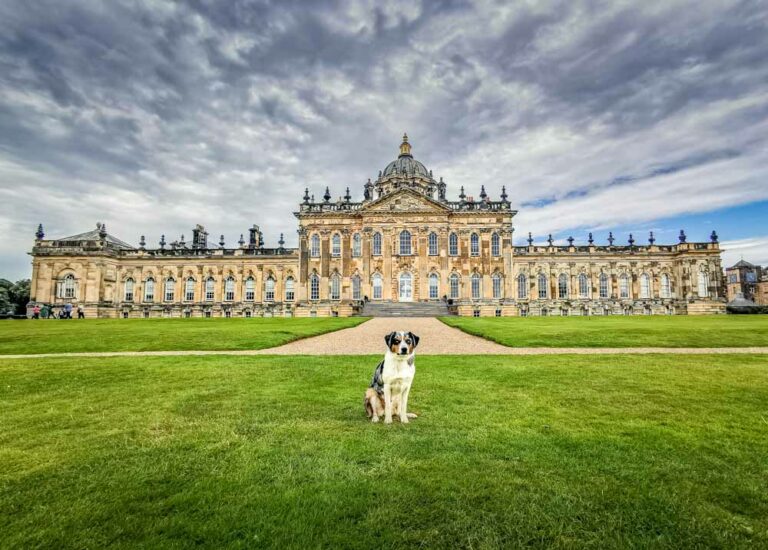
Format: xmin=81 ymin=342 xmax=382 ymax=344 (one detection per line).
xmin=405 ymin=339 xmax=411 ymax=344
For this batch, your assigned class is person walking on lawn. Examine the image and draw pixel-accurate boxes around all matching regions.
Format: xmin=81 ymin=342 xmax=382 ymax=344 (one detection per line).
xmin=64 ymin=303 xmax=72 ymax=319
xmin=32 ymin=305 xmax=40 ymax=319
xmin=77 ymin=305 xmax=84 ymax=319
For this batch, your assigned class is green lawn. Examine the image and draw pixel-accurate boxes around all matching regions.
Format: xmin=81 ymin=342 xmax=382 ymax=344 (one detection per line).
xmin=441 ymin=315 xmax=768 ymax=348
xmin=2 ymin=354 xmax=766 ymax=548
xmin=0 ymin=317 xmax=366 ymax=354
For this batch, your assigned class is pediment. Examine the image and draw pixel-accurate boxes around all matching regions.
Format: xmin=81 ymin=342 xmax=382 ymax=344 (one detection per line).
xmin=361 ymin=189 xmax=451 ymax=213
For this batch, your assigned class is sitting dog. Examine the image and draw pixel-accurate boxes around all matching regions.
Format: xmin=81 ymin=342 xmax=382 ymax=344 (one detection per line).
xmin=364 ymin=331 xmax=419 ymax=424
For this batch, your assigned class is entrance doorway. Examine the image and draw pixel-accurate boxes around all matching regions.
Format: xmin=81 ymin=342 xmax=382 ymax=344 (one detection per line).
xmin=399 ymin=272 xmax=413 ymax=302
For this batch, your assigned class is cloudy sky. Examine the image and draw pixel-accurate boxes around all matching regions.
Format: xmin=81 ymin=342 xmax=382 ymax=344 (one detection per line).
xmin=1 ymin=0 xmax=767 ymax=280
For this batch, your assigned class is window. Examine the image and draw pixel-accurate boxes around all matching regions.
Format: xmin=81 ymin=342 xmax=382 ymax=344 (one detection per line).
xmin=204 ymin=310 xmax=211 ymax=318
xmin=541 ymin=308 xmax=548 ymax=317
xmin=473 ymin=310 xmax=480 ymax=318
xmin=185 ymin=277 xmax=195 ymax=301
xmin=352 ymin=233 xmax=361 ymax=257
xmin=62 ymin=274 xmax=76 ymax=299
xmin=372 ymin=232 xmax=382 ymax=256
xmin=164 ymin=278 xmax=175 ymax=302
xmin=244 ymin=310 xmax=252 ymax=318
xmin=245 ymin=276 xmax=255 ymax=301
xmin=698 ymin=269 xmax=709 ymax=297
xmin=332 ymin=233 xmax=341 ymax=257
xmin=264 ymin=276 xmax=275 ymax=302
xmin=399 ymin=230 xmax=411 ymax=255
xmin=285 ymin=277 xmax=295 ymax=302
xmin=224 ymin=310 xmax=231 ymax=318
xmin=428 ymin=232 xmax=438 ymax=256
xmin=124 ymin=278 xmax=134 ymax=302
xmin=558 ymin=274 xmax=568 ymax=299
xmin=492 ymin=273 xmax=502 ymax=299
xmin=330 ymin=273 xmax=341 ymax=300
xmin=184 ymin=309 xmax=191 ymax=318
xmin=351 ymin=275 xmax=361 ymax=300
xmin=310 ymin=273 xmax=320 ymax=300
xmin=144 ymin=277 xmax=155 ymax=302
xmin=205 ymin=277 xmax=215 ymax=301
xmin=429 ymin=273 xmax=439 ymax=299
xmin=450 ymin=273 xmax=460 ymax=299
xmin=599 ymin=273 xmax=609 ymax=299
xmin=640 ymin=273 xmax=651 ymax=299
xmin=578 ymin=273 xmax=589 ymax=298
xmin=449 ymin=233 xmax=458 ymax=256
xmin=495 ymin=309 xmax=502 ymax=317
xmin=372 ymin=273 xmax=383 ymax=300
xmin=310 ymin=234 xmax=320 ymax=257
xmin=224 ymin=276 xmax=235 ymax=301
xmin=519 ymin=306 xmax=528 ymax=317
xmin=561 ymin=308 xmax=569 ymax=316
xmin=660 ymin=273 xmax=671 ymax=298
xmin=471 ymin=273 xmax=481 ymax=299
xmin=619 ymin=274 xmax=629 ymax=299
xmin=470 ymin=233 xmax=480 ymax=256
xmin=538 ymin=274 xmax=548 ymax=299
xmin=491 ymin=233 xmax=500 ymax=257
xmin=517 ymin=274 xmax=527 ymax=299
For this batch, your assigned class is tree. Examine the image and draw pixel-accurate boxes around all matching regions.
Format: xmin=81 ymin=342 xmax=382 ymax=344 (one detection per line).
xmin=0 ymin=279 xmax=31 ymax=315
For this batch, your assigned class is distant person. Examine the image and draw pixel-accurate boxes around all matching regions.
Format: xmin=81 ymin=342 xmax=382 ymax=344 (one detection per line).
xmin=77 ymin=305 xmax=84 ymax=319
xmin=64 ymin=303 xmax=73 ymax=319
xmin=32 ymin=305 xmax=40 ymax=319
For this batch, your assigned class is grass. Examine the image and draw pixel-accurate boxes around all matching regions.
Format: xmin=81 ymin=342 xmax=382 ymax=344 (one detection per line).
xmin=1 ymin=354 xmax=767 ymax=548
xmin=441 ymin=315 xmax=768 ymax=348
xmin=0 ymin=317 xmax=366 ymax=355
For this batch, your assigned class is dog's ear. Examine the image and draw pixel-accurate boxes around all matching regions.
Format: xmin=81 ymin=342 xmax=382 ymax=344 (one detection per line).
xmin=384 ymin=331 xmax=397 ymax=349
xmin=408 ymin=332 xmax=420 ymax=348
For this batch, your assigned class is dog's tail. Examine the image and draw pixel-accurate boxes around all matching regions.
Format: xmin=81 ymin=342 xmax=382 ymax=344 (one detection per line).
xmin=364 ymin=393 xmax=374 ymax=418
xmin=407 ymin=412 xmax=418 ymax=419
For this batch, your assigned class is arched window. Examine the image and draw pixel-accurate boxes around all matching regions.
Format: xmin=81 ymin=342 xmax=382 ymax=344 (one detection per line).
xmin=619 ymin=273 xmax=630 ymax=299
xmin=164 ymin=277 xmax=175 ymax=302
xmin=185 ymin=277 xmax=196 ymax=301
xmin=517 ymin=273 xmax=527 ymax=299
xmin=205 ymin=277 xmax=215 ymax=301
xmin=599 ymin=273 xmax=609 ymax=299
xmin=449 ymin=273 xmax=460 ymax=299
xmin=244 ymin=276 xmax=255 ymax=301
xmin=224 ymin=276 xmax=235 ymax=301
xmin=470 ymin=233 xmax=480 ymax=256
xmin=351 ymin=275 xmax=361 ymax=300
xmin=310 ymin=234 xmax=320 ymax=257
xmin=449 ymin=232 xmax=458 ymax=256
xmin=428 ymin=232 xmax=438 ymax=256
xmin=660 ymin=273 xmax=671 ymax=298
xmin=698 ymin=268 xmax=709 ymax=298
xmin=399 ymin=230 xmax=412 ymax=255
xmin=144 ymin=277 xmax=155 ymax=302
xmin=491 ymin=233 xmax=500 ymax=257
xmin=124 ymin=278 xmax=134 ymax=302
xmin=331 ymin=233 xmax=341 ymax=257
xmin=309 ymin=273 xmax=320 ymax=301
xmin=285 ymin=276 xmax=295 ymax=301
xmin=372 ymin=232 xmax=382 ymax=256
xmin=558 ymin=273 xmax=568 ymax=298
xmin=264 ymin=276 xmax=275 ymax=302
xmin=372 ymin=273 xmax=383 ymax=300
xmin=538 ymin=274 xmax=547 ymax=299
xmin=61 ymin=274 xmax=76 ymax=299
xmin=471 ymin=273 xmax=481 ymax=299
xmin=578 ymin=273 xmax=589 ymax=298
xmin=352 ymin=233 xmax=361 ymax=257
xmin=640 ymin=273 xmax=651 ymax=299
xmin=330 ymin=273 xmax=341 ymax=300
xmin=429 ymin=273 xmax=439 ymax=299
xmin=492 ymin=272 xmax=502 ymax=299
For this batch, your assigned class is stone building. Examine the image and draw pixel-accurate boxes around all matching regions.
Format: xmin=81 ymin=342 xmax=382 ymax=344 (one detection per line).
xmin=725 ymin=260 xmax=762 ymax=302
xmin=28 ymin=135 xmax=726 ymax=317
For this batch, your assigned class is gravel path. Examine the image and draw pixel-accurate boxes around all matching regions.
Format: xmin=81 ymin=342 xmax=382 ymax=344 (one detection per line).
xmin=1 ymin=317 xmax=768 ymax=358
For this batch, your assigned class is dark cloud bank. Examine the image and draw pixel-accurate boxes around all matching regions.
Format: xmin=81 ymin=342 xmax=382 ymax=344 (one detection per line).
xmin=1 ymin=0 xmax=767 ymax=278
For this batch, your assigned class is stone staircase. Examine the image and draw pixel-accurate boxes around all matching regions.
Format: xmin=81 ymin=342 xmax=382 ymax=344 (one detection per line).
xmin=359 ymin=301 xmax=455 ymax=317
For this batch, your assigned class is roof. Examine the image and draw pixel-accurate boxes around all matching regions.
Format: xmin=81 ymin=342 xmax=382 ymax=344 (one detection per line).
xmin=381 ymin=134 xmax=432 ymax=178
xmin=730 ymin=259 xmax=756 ymax=269
xmin=57 ymin=225 xmax=135 ymax=250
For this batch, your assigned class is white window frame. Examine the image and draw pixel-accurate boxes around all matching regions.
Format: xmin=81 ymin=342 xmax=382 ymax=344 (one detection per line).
xmin=558 ymin=274 xmax=568 ymax=299
xmin=372 ymin=273 xmax=383 ymax=300
xmin=492 ymin=273 xmax=502 ymax=299
xmin=62 ymin=274 xmax=76 ymax=299
xmin=599 ymin=273 xmax=609 ymax=299
xmin=264 ymin=276 xmax=275 ymax=302
xmin=578 ymin=273 xmax=589 ymax=298
xmin=245 ymin=277 xmax=255 ymax=301
xmin=331 ymin=233 xmax=341 ymax=257
xmin=471 ymin=273 xmax=481 ymax=299
xmin=491 ymin=233 xmax=500 ymax=257
xmin=517 ymin=273 xmax=527 ymax=299
xmin=164 ymin=278 xmax=175 ymax=302
xmin=351 ymin=275 xmax=361 ymax=300
xmin=660 ymin=273 xmax=671 ymax=298
xmin=352 ymin=233 xmax=361 ymax=257
xmin=224 ymin=276 xmax=236 ymax=302
xmin=310 ymin=274 xmax=320 ymax=301
xmin=619 ymin=274 xmax=630 ymax=299
xmin=372 ymin=232 xmax=382 ymax=256
xmin=538 ymin=274 xmax=547 ymax=299
xmin=205 ymin=277 xmax=215 ymax=301
xmin=285 ymin=277 xmax=295 ymax=302
xmin=449 ymin=274 xmax=460 ymax=299
xmin=330 ymin=273 xmax=341 ymax=300
xmin=429 ymin=273 xmax=439 ymax=299
xmin=640 ymin=273 xmax=651 ymax=299
xmin=144 ymin=277 xmax=155 ymax=302
xmin=124 ymin=278 xmax=134 ymax=302
xmin=470 ymin=233 xmax=480 ymax=257
xmin=449 ymin=233 xmax=458 ymax=256
xmin=698 ymin=269 xmax=709 ymax=298
xmin=428 ymin=232 xmax=438 ymax=256
xmin=185 ymin=277 xmax=195 ymax=302
xmin=310 ymin=234 xmax=321 ymax=258
xmin=399 ymin=230 xmax=412 ymax=255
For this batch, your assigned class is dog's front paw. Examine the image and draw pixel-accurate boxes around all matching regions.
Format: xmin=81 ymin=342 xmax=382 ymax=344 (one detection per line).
xmin=384 ymin=417 xmax=393 ymax=424
xmin=400 ymin=416 xmax=409 ymax=424
xmin=371 ymin=415 xmax=379 ymax=423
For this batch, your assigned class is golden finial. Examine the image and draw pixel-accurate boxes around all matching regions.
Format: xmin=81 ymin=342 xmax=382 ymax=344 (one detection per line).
xmin=399 ymin=132 xmax=412 ymax=157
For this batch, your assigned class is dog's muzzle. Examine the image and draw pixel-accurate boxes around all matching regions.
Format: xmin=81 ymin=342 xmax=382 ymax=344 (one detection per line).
xmin=398 ymin=346 xmax=409 ymax=355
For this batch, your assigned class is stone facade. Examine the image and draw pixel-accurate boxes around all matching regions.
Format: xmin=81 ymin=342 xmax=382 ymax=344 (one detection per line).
xmin=28 ymin=135 xmax=726 ymax=317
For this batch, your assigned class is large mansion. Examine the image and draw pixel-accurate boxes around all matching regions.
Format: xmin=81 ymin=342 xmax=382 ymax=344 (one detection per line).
xmin=29 ymin=135 xmax=726 ymax=317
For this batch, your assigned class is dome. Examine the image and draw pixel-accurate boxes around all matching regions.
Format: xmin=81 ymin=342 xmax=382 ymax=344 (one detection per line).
xmin=381 ymin=133 xmax=431 ymax=178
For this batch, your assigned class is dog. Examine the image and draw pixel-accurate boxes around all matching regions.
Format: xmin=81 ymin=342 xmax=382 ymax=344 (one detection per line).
xmin=364 ymin=331 xmax=419 ymax=424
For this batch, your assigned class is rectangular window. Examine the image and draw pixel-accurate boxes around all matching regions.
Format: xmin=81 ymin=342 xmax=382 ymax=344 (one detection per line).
xmin=373 ymin=233 xmax=382 ymax=256
xmin=310 ymin=276 xmax=320 ymax=300
xmin=428 ymin=233 xmax=438 ymax=256
xmin=352 ymin=277 xmax=361 ymax=300
xmin=330 ymin=276 xmax=340 ymax=300
xmin=471 ymin=276 xmax=481 ymax=299
xmin=164 ymin=280 xmax=174 ymax=302
xmin=185 ymin=279 xmax=195 ymax=302
xmin=373 ymin=276 xmax=382 ymax=299
xmin=285 ymin=278 xmax=295 ymax=302
xmin=449 ymin=234 xmax=458 ymax=256
xmin=495 ymin=309 xmax=502 ymax=317
xmin=492 ymin=276 xmax=502 ymax=299
xmin=599 ymin=275 xmax=609 ymax=299
xmin=620 ymin=276 xmax=630 ymax=299
xmin=473 ymin=310 xmax=480 ymax=317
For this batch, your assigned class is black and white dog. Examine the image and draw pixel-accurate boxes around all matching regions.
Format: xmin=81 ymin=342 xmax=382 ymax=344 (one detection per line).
xmin=364 ymin=331 xmax=419 ymax=424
